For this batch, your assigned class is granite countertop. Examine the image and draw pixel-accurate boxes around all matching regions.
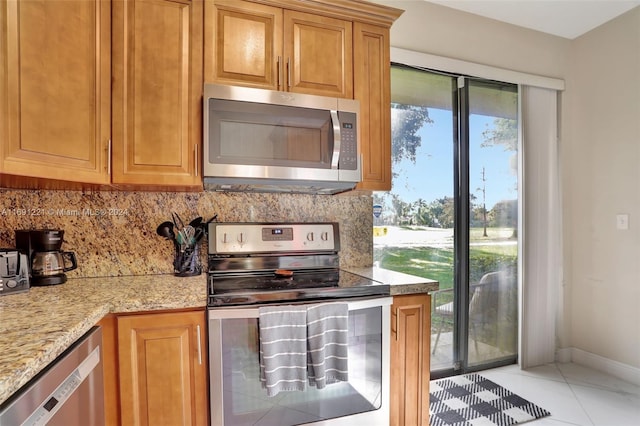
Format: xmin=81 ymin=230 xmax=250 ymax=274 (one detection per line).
xmin=0 ymin=268 xmax=438 ymax=406
xmin=0 ymin=274 xmax=207 ymax=406
xmin=344 ymin=266 xmax=440 ymax=295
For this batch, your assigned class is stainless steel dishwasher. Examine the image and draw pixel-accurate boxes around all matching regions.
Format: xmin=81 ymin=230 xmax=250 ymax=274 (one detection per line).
xmin=0 ymin=326 xmax=104 ymax=425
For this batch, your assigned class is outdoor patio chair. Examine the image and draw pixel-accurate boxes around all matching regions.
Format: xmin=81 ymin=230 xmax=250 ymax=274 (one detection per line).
xmin=431 ymin=271 xmax=511 ymax=355
xmin=431 ymin=286 xmax=455 ymax=354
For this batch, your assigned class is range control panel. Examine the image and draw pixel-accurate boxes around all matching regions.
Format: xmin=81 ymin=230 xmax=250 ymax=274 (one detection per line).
xmin=208 ymin=223 xmax=339 ymax=254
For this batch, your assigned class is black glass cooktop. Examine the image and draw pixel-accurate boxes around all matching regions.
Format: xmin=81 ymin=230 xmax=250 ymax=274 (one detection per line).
xmin=207 ymin=269 xmax=389 ymax=307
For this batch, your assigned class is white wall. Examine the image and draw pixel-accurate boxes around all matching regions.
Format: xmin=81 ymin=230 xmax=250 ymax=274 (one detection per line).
xmin=565 ymin=8 xmax=640 ymax=370
xmin=372 ymin=0 xmax=640 ymax=371
xmin=373 ymin=1 xmax=570 ymax=79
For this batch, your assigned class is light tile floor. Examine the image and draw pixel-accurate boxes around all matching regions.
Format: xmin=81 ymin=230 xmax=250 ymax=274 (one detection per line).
xmin=471 ymin=362 xmax=640 ymax=426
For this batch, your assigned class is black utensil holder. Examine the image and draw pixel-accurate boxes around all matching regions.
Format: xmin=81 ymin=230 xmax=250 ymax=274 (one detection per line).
xmin=174 ymin=244 xmax=202 ymax=277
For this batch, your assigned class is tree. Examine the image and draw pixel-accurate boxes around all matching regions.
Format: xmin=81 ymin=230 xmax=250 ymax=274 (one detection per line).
xmin=481 ymin=117 xmax=517 ymax=151
xmin=482 ymin=117 xmax=518 ymax=236
xmin=391 ymin=104 xmax=432 ymax=166
xmin=491 ymin=200 xmax=517 ymax=229
xmin=477 ymin=167 xmax=488 ymax=236
xmin=390 ymin=194 xmax=413 ymax=225
xmin=413 ymin=198 xmax=433 ymax=226
xmin=428 ymin=197 xmax=455 ymax=228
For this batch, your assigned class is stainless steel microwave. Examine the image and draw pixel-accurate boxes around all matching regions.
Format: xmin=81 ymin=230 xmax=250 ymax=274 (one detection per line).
xmin=203 ymin=83 xmax=361 ymax=194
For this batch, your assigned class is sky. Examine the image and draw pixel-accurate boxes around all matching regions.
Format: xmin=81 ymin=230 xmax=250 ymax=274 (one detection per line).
xmin=387 ymin=108 xmax=518 ymax=210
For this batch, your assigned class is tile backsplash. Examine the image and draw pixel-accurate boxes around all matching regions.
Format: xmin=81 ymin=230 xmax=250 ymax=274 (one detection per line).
xmin=0 ymin=189 xmax=373 ymax=278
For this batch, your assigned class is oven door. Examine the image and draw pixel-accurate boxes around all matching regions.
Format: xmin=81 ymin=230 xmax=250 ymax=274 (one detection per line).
xmin=208 ymin=297 xmax=391 ymax=426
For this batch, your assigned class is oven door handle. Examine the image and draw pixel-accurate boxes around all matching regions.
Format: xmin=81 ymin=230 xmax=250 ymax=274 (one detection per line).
xmin=208 ymin=296 xmax=393 ymax=319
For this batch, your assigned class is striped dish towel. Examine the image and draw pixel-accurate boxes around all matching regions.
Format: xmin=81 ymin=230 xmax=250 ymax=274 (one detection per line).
xmin=258 ymin=305 xmax=308 ymax=397
xmin=306 ymin=303 xmax=349 ymax=389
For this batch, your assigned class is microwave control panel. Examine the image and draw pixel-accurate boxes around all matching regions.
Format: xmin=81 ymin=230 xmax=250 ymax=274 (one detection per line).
xmin=338 ymin=111 xmax=358 ymax=171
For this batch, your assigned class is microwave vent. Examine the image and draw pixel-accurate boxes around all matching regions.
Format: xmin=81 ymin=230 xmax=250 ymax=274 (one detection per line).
xmin=203 ymin=177 xmax=356 ymax=195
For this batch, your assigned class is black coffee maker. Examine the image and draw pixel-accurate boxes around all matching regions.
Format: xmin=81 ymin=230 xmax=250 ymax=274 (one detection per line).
xmin=15 ymin=229 xmax=78 ymax=285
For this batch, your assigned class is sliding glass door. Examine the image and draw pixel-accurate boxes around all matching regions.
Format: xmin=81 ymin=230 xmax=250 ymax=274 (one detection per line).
xmin=460 ymin=78 xmax=519 ymax=372
xmin=373 ymin=65 xmax=519 ymax=377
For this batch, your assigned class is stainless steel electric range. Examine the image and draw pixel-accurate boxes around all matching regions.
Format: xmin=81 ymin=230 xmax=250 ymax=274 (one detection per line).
xmin=206 ymin=222 xmax=391 ymax=426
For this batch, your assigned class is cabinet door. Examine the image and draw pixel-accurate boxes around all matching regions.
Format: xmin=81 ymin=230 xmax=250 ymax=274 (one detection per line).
xmin=284 ymin=10 xmax=353 ymax=98
xmin=98 ymin=315 xmax=121 ymax=426
xmin=0 ymin=0 xmax=110 ymax=184
xmin=112 ymin=0 xmax=202 ymax=187
xmin=354 ymin=22 xmax=391 ymax=191
xmin=205 ymin=0 xmax=283 ymax=90
xmin=118 ymin=310 xmax=208 ymax=426
xmin=391 ymin=294 xmax=431 ymax=426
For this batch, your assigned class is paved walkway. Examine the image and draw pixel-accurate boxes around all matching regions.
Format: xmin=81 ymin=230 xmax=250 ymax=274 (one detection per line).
xmin=373 ymin=226 xmax=517 ymax=248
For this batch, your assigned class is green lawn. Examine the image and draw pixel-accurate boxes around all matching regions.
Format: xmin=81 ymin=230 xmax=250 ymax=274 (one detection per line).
xmin=374 ymin=246 xmax=455 ymax=288
xmin=374 ymin=227 xmax=517 ymax=291
xmin=374 ymin=227 xmax=518 ymax=347
xmin=469 ymin=227 xmax=516 ymax=241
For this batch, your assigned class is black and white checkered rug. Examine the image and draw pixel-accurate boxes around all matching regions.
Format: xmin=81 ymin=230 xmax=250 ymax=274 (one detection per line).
xmin=430 ymin=373 xmax=551 ymax=426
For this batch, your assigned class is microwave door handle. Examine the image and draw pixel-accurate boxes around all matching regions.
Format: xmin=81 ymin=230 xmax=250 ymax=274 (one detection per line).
xmin=330 ymin=110 xmax=341 ymax=169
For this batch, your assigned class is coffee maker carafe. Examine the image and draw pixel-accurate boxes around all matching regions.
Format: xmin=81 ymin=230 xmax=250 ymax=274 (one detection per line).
xmin=15 ymin=229 xmax=78 ymax=285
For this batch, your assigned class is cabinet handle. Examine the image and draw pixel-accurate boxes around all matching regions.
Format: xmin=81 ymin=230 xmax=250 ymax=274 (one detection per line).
xmin=391 ymin=308 xmax=398 ymax=341
xmin=194 ymin=144 xmax=198 ymax=177
xmin=277 ymin=56 xmax=282 ymax=90
xmin=107 ymin=139 xmax=112 ymax=176
xmin=196 ymin=324 xmax=203 ymax=365
xmin=287 ymin=57 xmax=291 ymax=89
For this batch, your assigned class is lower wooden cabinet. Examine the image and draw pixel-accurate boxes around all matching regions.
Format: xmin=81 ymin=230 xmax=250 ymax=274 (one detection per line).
xmin=98 ymin=315 xmax=121 ymax=426
xmin=99 ymin=295 xmax=430 ymax=426
xmin=100 ymin=309 xmax=208 ymax=426
xmin=390 ymin=294 xmax=431 ymax=426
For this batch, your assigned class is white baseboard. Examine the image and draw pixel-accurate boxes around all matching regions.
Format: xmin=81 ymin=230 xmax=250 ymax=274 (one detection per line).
xmin=556 ymin=347 xmax=640 ymax=386
xmin=555 ymin=347 xmax=572 ymax=363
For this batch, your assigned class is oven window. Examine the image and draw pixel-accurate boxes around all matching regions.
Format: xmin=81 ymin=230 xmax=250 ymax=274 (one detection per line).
xmin=219 ymin=307 xmax=383 ymax=425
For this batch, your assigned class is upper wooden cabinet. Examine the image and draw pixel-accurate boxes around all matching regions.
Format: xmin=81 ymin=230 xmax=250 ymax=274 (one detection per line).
xmin=1 ymin=0 xmax=202 ymax=190
xmin=204 ymin=0 xmax=281 ymax=90
xmin=284 ymin=10 xmax=352 ymax=97
xmin=354 ymin=22 xmax=392 ymax=191
xmin=0 ymin=0 xmax=111 ymax=185
xmin=205 ymin=0 xmax=352 ymax=98
xmin=1 ymin=0 xmax=400 ymax=191
xmin=111 ymin=0 xmax=202 ymax=187
xmin=205 ymin=0 xmax=402 ymax=190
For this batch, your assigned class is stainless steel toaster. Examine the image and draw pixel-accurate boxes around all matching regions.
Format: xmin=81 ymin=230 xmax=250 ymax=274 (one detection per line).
xmin=0 ymin=249 xmax=30 ymax=296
